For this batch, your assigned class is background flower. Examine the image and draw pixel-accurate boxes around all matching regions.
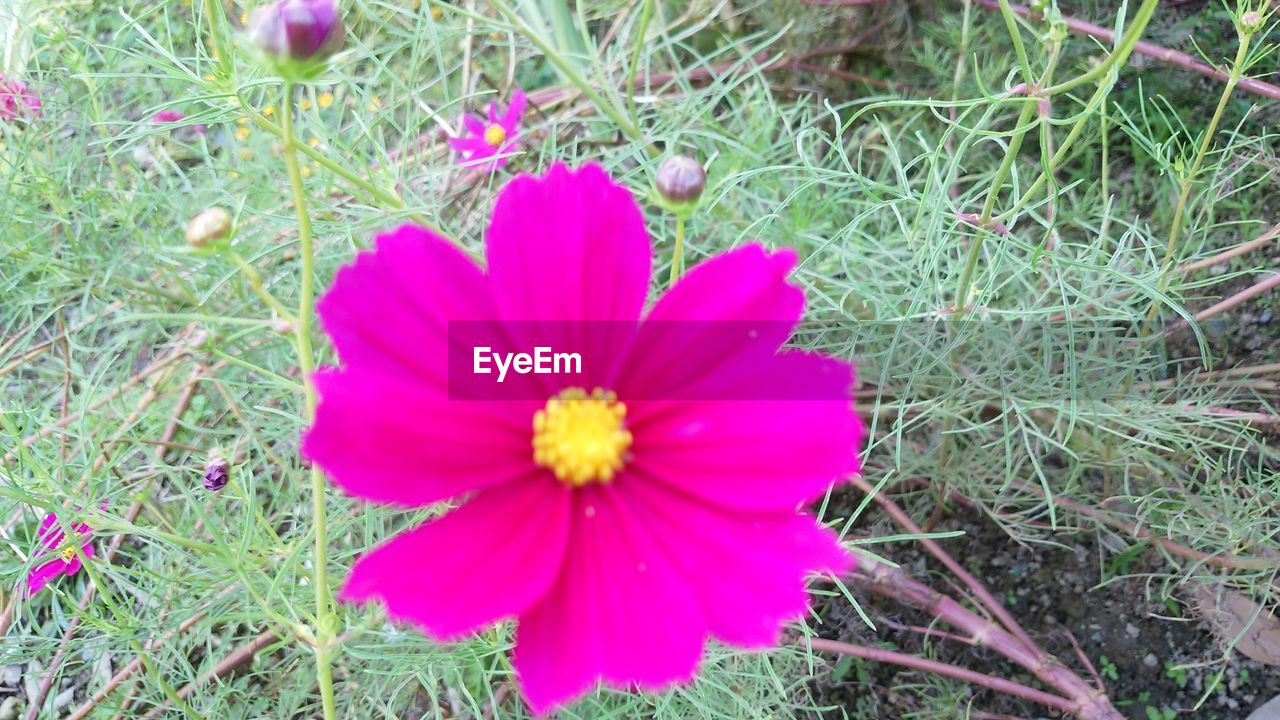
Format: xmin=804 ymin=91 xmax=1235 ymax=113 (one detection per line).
xmin=152 ymin=109 xmax=206 ymax=135
xmin=27 ymin=512 xmax=95 ymax=597
xmin=448 ymin=89 xmax=526 ymax=171
xmin=0 ymin=75 xmax=42 ymax=122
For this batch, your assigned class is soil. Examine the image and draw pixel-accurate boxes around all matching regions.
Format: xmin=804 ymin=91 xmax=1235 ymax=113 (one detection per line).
xmin=811 ymin=503 xmax=1280 ymax=719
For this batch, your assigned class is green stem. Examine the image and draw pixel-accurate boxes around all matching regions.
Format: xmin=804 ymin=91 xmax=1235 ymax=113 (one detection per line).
xmin=1157 ymin=32 xmax=1252 ymax=271
xmin=280 ymin=80 xmax=337 ymax=720
xmin=626 ymin=0 xmax=655 ymax=126
xmin=953 ymin=98 xmax=1039 ymax=313
xmin=980 ymin=99 xmax=1038 ymax=222
xmin=202 ymin=0 xmax=233 ymax=76
xmin=489 ymin=0 xmax=649 ymax=148
xmin=668 ymin=215 xmax=685 ymax=287
xmin=995 ymin=0 xmax=1035 ymax=85
xmin=1042 ymin=0 xmax=1159 ymax=96
xmin=228 ymin=251 xmax=298 ymax=324
xmin=994 ymin=0 xmax=1159 ymax=223
xmin=237 ymin=96 xmax=448 ymax=237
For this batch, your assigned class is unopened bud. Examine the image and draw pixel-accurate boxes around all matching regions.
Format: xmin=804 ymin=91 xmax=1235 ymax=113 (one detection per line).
xmin=249 ymin=0 xmax=344 ymax=77
xmin=185 ymin=207 xmax=232 ymax=249
xmin=656 ymin=155 xmax=706 ymax=205
xmin=271 ymin=318 xmax=295 ymax=334
xmin=203 ymin=453 xmax=231 ymax=492
xmin=1240 ymin=11 xmax=1263 ymax=33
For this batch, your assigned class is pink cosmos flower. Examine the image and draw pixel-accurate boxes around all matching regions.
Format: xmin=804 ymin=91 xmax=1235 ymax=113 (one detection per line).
xmin=26 ymin=512 xmax=95 ymax=597
xmin=0 ymin=75 xmax=42 ymax=122
xmin=305 ymin=162 xmax=863 ymax=713
xmin=152 ymin=109 xmax=206 ymax=135
xmin=447 ymin=89 xmax=526 ymax=171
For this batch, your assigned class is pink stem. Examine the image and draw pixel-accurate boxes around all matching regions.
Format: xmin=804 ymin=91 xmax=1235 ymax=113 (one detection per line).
xmin=880 ymin=618 xmax=979 ymax=645
xmin=1179 ymin=222 xmax=1280 ymax=274
xmin=847 ymin=560 xmax=1124 ymax=718
xmin=978 ymin=1 xmax=1280 ymax=101
xmin=849 ymin=476 xmax=1043 ymax=656
xmin=808 ymin=637 xmax=1078 ymax=713
xmin=1165 ymin=272 xmax=1280 ymax=334
xmin=1008 ymin=479 xmax=1279 ymax=570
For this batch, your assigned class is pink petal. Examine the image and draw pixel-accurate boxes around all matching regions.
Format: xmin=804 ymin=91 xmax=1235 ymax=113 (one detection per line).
xmin=462 ymin=113 xmax=487 ymax=137
xmin=513 ymin=487 xmax=704 ymax=714
xmin=340 ymin=477 xmax=572 ymax=640
xmin=305 ymin=369 xmax=537 ymax=507
xmin=64 ymin=543 xmax=92 ymax=576
xmin=36 ymin=512 xmax=63 ymax=550
xmin=628 ymin=351 xmax=863 ymax=512
xmin=501 ymin=89 xmax=527 ymax=130
xmin=622 ymin=475 xmax=850 ymax=646
xmin=317 ymin=224 xmax=492 ymax=386
xmin=449 ymin=136 xmax=493 ymax=155
xmin=486 ymin=101 xmax=500 ymax=126
xmin=618 ymin=244 xmax=803 ymax=400
xmin=26 ymin=559 xmax=65 ymax=596
xmin=486 ymin=162 xmax=651 ymax=323
xmin=484 ymin=164 xmax=650 ymax=389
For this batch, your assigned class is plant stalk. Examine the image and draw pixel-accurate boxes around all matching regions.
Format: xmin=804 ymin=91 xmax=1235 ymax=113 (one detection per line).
xmin=669 ymin=215 xmax=685 ymax=287
xmin=280 ymin=80 xmax=338 ymax=720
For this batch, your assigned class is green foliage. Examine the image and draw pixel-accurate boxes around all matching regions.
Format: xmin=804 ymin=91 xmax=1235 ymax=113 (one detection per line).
xmin=1 ymin=0 xmax=1277 ymax=718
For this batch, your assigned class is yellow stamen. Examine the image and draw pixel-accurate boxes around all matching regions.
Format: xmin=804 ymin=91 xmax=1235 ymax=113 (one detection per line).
xmin=483 ymin=123 xmax=507 ymax=147
xmin=533 ymin=387 xmax=632 ymax=486
xmin=318 ymin=92 xmax=334 ymax=108
xmin=59 ymin=545 xmax=77 ymax=563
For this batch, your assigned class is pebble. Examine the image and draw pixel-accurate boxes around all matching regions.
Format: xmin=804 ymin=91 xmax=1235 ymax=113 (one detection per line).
xmin=1144 ymin=653 xmax=1158 ymax=668
xmin=0 ymin=698 xmax=18 ymax=720
xmin=1125 ymin=623 xmax=1140 ymax=638
xmin=0 ymin=666 xmax=19 ymax=687
xmin=1260 ymin=310 xmax=1273 ymax=325
xmin=1247 ymin=695 xmax=1280 ymax=720
xmin=53 ymin=687 xmax=75 ymax=710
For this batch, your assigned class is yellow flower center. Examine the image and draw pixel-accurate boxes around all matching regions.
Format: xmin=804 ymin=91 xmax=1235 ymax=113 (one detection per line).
xmin=533 ymin=388 xmax=632 ymax=486
xmin=59 ymin=545 xmax=77 ymax=563
xmin=483 ymin=123 xmax=507 ymax=147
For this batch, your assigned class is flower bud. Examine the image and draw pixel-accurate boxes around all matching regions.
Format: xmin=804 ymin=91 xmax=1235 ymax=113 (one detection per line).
xmin=656 ymin=155 xmax=706 ymax=205
xmin=1240 ymin=11 xmax=1263 ymax=34
xmin=203 ymin=454 xmax=231 ymax=492
xmin=185 ymin=207 xmax=233 ymax=249
xmin=249 ymin=0 xmax=344 ymax=73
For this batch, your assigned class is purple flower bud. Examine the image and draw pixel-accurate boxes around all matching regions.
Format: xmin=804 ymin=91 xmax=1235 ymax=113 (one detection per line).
xmin=249 ymin=0 xmax=344 ymax=64
xmin=203 ymin=456 xmax=231 ymax=492
xmin=656 ymin=155 xmax=706 ymax=205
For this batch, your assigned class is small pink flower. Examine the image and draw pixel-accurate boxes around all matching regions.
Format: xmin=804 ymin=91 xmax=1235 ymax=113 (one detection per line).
xmin=448 ymin=89 xmax=526 ymax=171
xmin=152 ymin=109 xmax=206 ymax=135
xmin=305 ymin=163 xmax=864 ymax=713
xmin=26 ymin=512 xmax=95 ymax=597
xmin=0 ymin=75 xmax=42 ymax=122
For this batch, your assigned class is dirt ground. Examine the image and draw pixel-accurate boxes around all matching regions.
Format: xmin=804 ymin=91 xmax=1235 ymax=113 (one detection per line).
xmin=813 ymin=503 xmax=1280 ymax=719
